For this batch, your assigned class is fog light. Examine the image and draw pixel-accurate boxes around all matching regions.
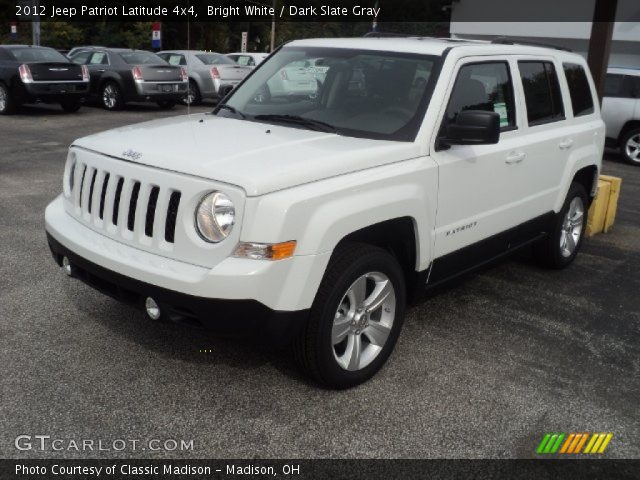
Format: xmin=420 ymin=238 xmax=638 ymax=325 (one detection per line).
xmin=145 ymin=297 xmax=161 ymax=320
xmin=62 ymin=256 xmax=73 ymax=276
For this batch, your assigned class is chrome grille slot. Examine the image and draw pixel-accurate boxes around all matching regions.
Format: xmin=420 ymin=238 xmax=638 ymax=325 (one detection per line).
xmin=145 ymin=186 xmax=160 ymax=237
xmin=99 ymin=173 xmax=110 ymax=219
xmin=165 ymin=191 xmax=181 ymax=244
xmin=127 ymin=181 xmax=141 ymax=231
xmin=87 ymin=169 xmax=97 ymax=214
xmin=112 ymin=177 xmax=124 ymax=226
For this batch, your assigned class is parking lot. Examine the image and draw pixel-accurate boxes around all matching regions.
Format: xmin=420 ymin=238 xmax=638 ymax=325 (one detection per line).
xmin=1 ymin=102 xmax=638 ymax=459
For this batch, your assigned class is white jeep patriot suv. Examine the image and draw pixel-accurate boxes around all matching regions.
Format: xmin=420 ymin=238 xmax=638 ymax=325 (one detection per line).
xmin=45 ymin=37 xmax=604 ymax=388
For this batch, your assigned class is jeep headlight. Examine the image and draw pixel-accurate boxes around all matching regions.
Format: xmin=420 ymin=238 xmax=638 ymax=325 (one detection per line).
xmin=195 ymin=191 xmax=235 ymax=243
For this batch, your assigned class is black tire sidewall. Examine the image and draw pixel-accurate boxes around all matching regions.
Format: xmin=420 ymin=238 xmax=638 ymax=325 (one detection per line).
xmin=621 ymin=128 xmax=640 ymax=165
xmin=548 ymin=183 xmax=588 ymax=268
xmin=312 ymin=247 xmax=406 ymax=388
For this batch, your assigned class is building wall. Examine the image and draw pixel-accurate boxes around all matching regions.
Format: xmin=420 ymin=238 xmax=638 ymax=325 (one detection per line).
xmin=450 ymin=0 xmax=640 ymax=68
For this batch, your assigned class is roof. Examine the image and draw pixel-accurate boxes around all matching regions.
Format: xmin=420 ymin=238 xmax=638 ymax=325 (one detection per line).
xmin=287 ymin=37 xmax=584 ymax=59
xmin=159 ymin=50 xmax=225 ymax=55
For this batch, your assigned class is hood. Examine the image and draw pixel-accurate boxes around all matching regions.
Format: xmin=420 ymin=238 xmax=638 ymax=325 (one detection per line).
xmin=72 ymin=114 xmax=420 ymax=196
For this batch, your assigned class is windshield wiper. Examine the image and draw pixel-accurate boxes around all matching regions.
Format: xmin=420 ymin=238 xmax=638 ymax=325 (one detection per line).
xmin=253 ymin=114 xmax=337 ymax=133
xmin=215 ymin=104 xmax=245 ymax=119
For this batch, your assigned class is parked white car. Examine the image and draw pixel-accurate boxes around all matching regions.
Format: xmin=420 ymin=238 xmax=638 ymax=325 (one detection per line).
xmin=226 ymin=52 xmax=268 ymax=67
xmin=602 ymin=67 xmax=640 ymax=165
xmin=45 ymin=37 xmax=603 ymax=388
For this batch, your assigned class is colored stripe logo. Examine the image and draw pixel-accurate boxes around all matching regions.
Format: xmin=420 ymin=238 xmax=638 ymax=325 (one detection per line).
xmin=536 ymin=433 xmax=613 ymax=454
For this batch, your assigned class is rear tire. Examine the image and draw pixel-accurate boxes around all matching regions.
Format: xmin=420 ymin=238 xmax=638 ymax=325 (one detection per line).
xmin=157 ymin=100 xmax=175 ymax=110
xmin=101 ymin=81 xmax=123 ymax=111
xmin=60 ymin=100 xmax=81 ymax=113
xmin=183 ymin=80 xmax=201 ymax=105
xmin=620 ymin=128 xmax=640 ymax=166
xmin=293 ymin=243 xmax=406 ymax=389
xmin=534 ymin=183 xmax=588 ymax=269
xmin=0 ymin=82 xmax=15 ymax=115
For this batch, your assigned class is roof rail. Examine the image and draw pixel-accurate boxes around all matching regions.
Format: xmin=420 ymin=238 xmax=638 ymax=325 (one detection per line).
xmin=363 ymin=31 xmax=417 ymax=38
xmin=491 ymin=36 xmax=572 ymax=52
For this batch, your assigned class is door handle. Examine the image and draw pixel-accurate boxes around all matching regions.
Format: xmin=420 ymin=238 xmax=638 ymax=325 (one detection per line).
xmin=559 ymin=139 xmax=574 ymax=150
xmin=505 ymin=151 xmax=526 ymax=164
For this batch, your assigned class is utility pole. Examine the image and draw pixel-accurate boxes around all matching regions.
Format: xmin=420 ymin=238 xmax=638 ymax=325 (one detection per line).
xmin=32 ymin=0 xmax=40 ymax=46
xmin=587 ymin=0 xmax=618 ymax=103
xmin=270 ymin=0 xmax=276 ymax=52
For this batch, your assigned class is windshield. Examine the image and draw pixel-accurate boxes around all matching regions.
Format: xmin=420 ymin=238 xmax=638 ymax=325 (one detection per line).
xmin=220 ymin=46 xmax=439 ymax=141
xmin=119 ymin=51 xmax=165 ymax=65
xmin=8 ymin=47 xmax=68 ymax=63
xmin=196 ymin=53 xmax=235 ymax=65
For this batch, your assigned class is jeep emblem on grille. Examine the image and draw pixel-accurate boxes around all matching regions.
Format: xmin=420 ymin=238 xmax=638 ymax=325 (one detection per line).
xmin=122 ymin=149 xmax=142 ymax=160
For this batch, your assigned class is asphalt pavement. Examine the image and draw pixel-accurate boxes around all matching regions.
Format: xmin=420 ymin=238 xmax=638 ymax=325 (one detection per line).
xmin=0 ymin=102 xmax=638 ymax=459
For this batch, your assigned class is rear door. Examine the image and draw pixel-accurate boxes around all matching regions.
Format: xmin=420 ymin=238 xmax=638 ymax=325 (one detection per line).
xmin=429 ymin=57 xmax=524 ymax=279
xmin=511 ymin=58 xmax=572 ymax=220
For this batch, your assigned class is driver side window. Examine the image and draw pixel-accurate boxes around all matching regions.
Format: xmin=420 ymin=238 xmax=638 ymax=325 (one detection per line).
xmin=444 ymin=61 xmax=516 ymax=131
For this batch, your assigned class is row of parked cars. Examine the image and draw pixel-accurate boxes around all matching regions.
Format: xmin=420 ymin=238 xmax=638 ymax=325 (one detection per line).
xmin=0 ymin=45 xmax=268 ymax=113
xmin=1 ymin=42 xmax=639 ymax=166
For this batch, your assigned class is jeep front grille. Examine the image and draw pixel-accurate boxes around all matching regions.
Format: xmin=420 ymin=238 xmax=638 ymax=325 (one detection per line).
xmin=69 ymin=159 xmax=181 ymax=245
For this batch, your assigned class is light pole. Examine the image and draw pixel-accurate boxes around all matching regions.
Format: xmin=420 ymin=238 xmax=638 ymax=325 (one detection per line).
xmin=270 ymin=0 xmax=276 ymax=52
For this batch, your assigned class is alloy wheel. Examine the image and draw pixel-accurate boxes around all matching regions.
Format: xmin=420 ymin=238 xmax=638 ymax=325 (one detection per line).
xmin=560 ymin=197 xmax=584 ymax=258
xmin=103 ymin=85 xmax=117 ymax=109
xmin=332 ymin=272 xmax=396 ymax=371
xmin=0 ymin=86 xmax=7 ymax=112
xmin=625 ymin=133 xmax=640 ymax=163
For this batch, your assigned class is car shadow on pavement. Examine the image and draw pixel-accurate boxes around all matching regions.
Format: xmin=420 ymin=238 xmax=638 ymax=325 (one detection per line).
xmin=62 ymin=280 xmax=314 ymax=384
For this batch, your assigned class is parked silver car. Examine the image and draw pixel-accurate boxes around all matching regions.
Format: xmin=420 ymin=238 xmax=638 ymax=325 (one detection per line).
xmin=602 ymin=67 xmax=640 ymax=165
xmin=158 ymin=50 xmax=252 ymax=105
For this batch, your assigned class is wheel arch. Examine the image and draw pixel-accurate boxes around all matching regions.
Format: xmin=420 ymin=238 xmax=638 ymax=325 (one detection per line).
xmin=618 ymin=120 xmax=640 ymax=144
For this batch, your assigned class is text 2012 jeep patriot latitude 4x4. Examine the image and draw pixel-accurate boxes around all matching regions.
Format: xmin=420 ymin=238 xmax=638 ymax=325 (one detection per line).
xmin=45 ymin=37 xmax=604 ymax=388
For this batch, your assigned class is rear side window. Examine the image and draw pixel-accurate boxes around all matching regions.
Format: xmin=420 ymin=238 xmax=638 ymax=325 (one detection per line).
xmin=196 ymin=53 xmax=234 ymax=65
xmin=604 ymin=74 xmax=638 ymax=98
xmin=89 ymin=52 xmax=108 ymax=65
xmin=162 ymin=54 xmax=186 ymax=66
xmin=518 ymin=61 xmax=565 ymax=126
xmin=444 ymin=61 xmax=516 ymax=130
xmin=563 ymin=63 xmax=594 ymax=117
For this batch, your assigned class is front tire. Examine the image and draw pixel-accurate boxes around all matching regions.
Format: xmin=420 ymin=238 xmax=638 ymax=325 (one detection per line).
xmin=534 ymin=183 xmax=588 ymax=269
xmin=0 ymin=82 xmax=16 ymax=115
xmin=621 ymin=128 xmax=640 ymax=166
xmin=294 ymin=243 xmax=406 ymax=389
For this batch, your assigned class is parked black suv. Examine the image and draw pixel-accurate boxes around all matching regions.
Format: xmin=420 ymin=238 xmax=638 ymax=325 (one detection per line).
xmin=0 ymin=45 xmax=89 ymax=114
xmin=68 ymin=48 xmax=188 ymax=110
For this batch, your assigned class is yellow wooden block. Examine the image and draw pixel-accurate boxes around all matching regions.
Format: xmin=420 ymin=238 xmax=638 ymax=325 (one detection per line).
xmin=586 ymin=179 xmax=610 ymax=237
xmin=600 ymin=175 xmax=622 ymax=233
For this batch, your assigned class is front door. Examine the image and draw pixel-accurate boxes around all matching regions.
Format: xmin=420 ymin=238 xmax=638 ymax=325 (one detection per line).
xmin=429 ymin=57 xmax=525 ymax=283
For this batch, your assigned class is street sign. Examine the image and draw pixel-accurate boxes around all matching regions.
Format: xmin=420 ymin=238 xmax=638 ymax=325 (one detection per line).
xmin=152 ymin=22 xmax=161 ymax=49
xmin=10 ymin=22 xmax=17 ymax=39
xmin=241 ymin=32 xmax=248 ymax=53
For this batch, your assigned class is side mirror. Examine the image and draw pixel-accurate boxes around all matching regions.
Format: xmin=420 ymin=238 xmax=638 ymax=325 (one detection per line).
xmin=444 ymin=110 xmax=500 ymax=146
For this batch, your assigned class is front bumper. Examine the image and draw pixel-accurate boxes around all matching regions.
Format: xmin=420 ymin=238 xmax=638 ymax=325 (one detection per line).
xmin=45 ymin=196 xmax=329 ymax=343
xmin=22 ymin=81 xmax=88 ymax=100
xmin=134 ymin=81 xmax=188 ymax=99
xmin=47 ymin=233 xmax=306 ymax=344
